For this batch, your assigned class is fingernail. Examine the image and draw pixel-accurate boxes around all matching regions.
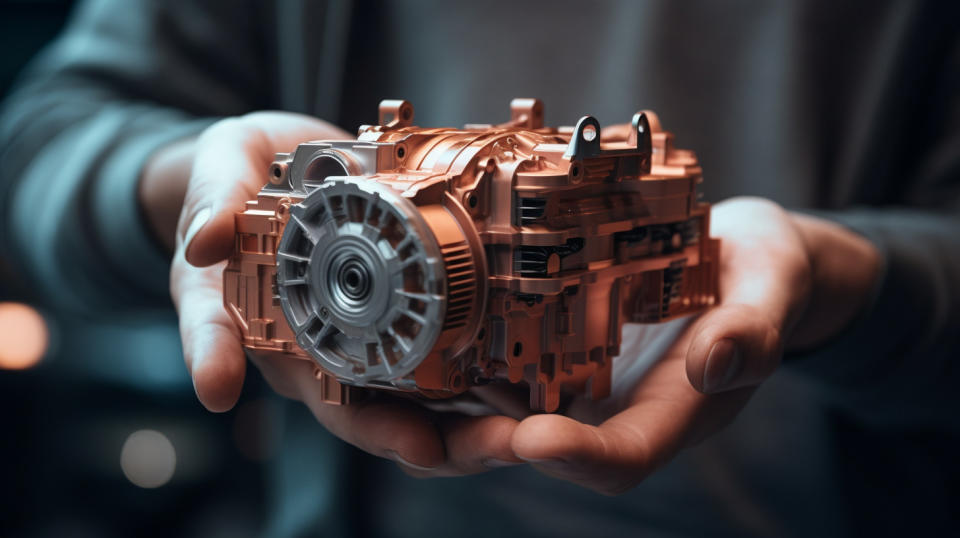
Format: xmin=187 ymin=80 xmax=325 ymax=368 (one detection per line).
xmin=703 ymin=338 xmax=742 ymax=393
xmin=482 ymin=458 xmax=523 ymax=469
xmin=385 ymin=450 xmax=437 ymax=472
xmin=183 ymin=206 xmax=211 ymax=253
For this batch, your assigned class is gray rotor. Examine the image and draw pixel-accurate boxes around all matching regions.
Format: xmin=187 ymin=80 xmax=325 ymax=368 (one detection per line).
xmin=275 ymin=179 xmax=447 ymax=387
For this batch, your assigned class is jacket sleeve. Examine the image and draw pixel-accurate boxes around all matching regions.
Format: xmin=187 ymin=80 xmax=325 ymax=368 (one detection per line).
xmin=790 ymin=208 xmax=960 ymax=431
xmin=788 ymin=36 xmax=960 ymax=432
xmin=0 ymin=0 xmax=270 ymax=312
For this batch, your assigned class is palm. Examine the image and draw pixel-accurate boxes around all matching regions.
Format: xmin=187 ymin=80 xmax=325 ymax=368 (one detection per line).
xmin=469 ymin=198 xmax=810 ymax=493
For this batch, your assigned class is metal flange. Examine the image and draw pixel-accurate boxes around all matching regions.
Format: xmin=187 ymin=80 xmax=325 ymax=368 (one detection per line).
xmin=275 ymin=179 xmax=447 ymax=387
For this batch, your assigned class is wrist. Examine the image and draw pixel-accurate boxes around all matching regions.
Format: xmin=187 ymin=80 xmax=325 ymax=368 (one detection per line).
xmin=786 ymin=212 xmax=882 ymax=351
xmin=138 ymin=136 xmax=196 ymax=253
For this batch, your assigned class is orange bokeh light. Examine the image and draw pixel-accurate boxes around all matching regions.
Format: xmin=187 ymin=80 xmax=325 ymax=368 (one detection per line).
xmin=0 ymin=302 xmax=48 ymax=370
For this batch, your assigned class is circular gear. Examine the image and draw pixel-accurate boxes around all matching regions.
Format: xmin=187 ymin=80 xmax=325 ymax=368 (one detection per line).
xmin=276 ymin=179 xmax=446 ymax=387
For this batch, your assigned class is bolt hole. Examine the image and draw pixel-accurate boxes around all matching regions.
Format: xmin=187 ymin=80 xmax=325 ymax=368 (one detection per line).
xmin=468 ymin=194 xmax=478 ymax=208
xmin=571 ymin=165 xmax=580 ymax=177
xmin=272 ymin=166 xmax=282 ymax=178
xmin=512 ymin=342 xmax=522 ymax=357
xmin=402 ymin=107 xmax=412 ymax=120
xmin=582 ymin=125 xmax=597 ymax=142
xmin=396 ymin=146 xmax=406 ymax=159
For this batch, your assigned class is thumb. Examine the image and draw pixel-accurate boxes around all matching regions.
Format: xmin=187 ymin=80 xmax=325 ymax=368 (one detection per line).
xmin=685 ymin=198 xmax=812 ymax=394
xmin=685 ymin=303 xmax=785 ymax=394
xmin=178 ymin=112 xmax=351 ymax=267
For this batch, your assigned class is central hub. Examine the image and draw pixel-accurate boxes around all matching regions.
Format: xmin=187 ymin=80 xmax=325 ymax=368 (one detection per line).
xmin=338 ymin=259 xmax=369 ymax=300
xmin=275 ymin=179 xmax=450 ymax=387
xmin=309 ymin=232 xmax=390 ymax=330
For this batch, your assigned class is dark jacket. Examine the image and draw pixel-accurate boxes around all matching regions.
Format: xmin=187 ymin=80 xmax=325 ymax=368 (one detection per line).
xmin=1 ymin=1 xmax=958 ymax=536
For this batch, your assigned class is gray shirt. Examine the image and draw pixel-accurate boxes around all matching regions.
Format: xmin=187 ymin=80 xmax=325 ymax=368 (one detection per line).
xmin=1 ymin=1 xmax=958 ymax=536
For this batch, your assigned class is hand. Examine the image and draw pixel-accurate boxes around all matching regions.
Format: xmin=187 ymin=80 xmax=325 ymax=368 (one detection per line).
xmin=160 ymin=112 xmax=523 ymax=472
xmin=404 ymin=197 xmax=878 ymax=492
xmin=164 ymin=112 xmax=347 ymax=411
xmin=153 ymin=119 xmax=879 ymax=487
xmin=480 ymin=197 xmax=880 ymax=494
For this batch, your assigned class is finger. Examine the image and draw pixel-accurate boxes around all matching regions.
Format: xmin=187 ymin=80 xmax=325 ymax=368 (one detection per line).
xmin=401 ymin=414 xmax=522 ymax=478
xmin=315 ymin=400 xmax=446 ymax=471
xmin=512 ymin=356 xmax=754 ymax=494
xmin=441 ymin=414 xmax=523 ymax=474
xmin=685 ymin=198 xmax=812 ymax=394
xmin=514 ymin=413 xmax=638 ymax=494
xmin=278 ymin=363 xmax=446 ymax=470
xmin=263 ymin=355 xmax=520 ymax=474
xmin=171 ymin=258 xmax=246 ymax=412
xmin=179 ymin=113 xmax=350 ymax=267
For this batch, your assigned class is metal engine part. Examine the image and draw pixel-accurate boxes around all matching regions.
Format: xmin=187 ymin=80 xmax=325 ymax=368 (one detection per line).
xmin=223 ymin=98 xmax=720 ymax=412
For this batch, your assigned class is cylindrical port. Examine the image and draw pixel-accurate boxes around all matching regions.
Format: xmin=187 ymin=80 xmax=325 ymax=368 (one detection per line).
xmin=303 ymin=154 xmax=349 ymax=187
xmin=269 ymin=162 xmax=289 ymax=185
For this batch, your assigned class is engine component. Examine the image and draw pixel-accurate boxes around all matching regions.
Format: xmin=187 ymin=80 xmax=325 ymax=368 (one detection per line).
xmin=223 ymin=98 xmax=720 ymax=412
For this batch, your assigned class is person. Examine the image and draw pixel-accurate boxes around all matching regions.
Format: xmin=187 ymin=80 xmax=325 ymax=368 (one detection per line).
xmin=1 ymin=0 xmax=958 ymax=535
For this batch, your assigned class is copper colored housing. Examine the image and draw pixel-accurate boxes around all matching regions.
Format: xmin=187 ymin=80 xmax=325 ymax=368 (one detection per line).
xmin=223 ymin=99 xmax=719 ymax=412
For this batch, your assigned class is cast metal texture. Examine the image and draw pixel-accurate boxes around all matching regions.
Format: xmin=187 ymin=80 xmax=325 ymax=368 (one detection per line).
xmin=223 ymin=98 xmax=720 ymax=411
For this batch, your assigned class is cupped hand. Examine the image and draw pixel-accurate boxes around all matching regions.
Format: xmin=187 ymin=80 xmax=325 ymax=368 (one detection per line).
xmin=156 ymin=119 xmax=879 ymax=489
xmin=403 ymin=197 xmax=878 ymax=493
xmin=164 ymin=112 xmax=523 ymax=472
xmin=492 ymin=197 xmax=880 ymax=494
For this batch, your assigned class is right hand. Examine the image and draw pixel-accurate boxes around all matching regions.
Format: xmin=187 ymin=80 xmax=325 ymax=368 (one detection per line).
xmin=162 ymin=112 xmax=523 ymax=473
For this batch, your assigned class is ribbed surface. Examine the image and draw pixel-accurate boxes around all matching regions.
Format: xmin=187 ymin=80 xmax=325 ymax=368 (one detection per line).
xmin=441 ymin=241 xmax=477 ymax=330
xmin=516 ymin=196 xmax=547 ymax=225
xmin=515 ymin=247 xmax=552 ymax=277
xmin=514 ymin=238 xmax=585 ymax=277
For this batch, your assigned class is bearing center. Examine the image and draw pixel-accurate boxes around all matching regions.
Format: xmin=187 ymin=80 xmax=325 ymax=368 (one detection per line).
xmin=337 ymin=258 xmax=371 ymax=301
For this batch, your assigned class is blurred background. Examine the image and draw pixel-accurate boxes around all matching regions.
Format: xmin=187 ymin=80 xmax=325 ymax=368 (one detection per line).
xmin=2 ymin=1 xmax=957 ymax=537
xmin=0 ymin=2 xmax=270 ymax=536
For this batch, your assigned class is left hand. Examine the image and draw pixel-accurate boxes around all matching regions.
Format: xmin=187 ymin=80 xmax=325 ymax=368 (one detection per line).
xmin=407 ymin=197 xmax=880 ymax=494
xmin=166 ymin=112 xmax=524 ymax=472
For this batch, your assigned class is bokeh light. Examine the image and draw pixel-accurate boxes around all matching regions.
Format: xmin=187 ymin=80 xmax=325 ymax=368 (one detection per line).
xmin=120 ymin=429 xmax=177 ymax=488
xmin=0 ymin=301 xmax=48 ymax=369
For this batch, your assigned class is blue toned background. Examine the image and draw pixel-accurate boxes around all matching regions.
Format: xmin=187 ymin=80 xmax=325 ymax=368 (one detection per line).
xmin=0 ymin=3 xmax=270 ymax=536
